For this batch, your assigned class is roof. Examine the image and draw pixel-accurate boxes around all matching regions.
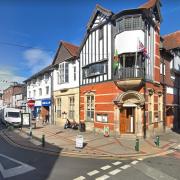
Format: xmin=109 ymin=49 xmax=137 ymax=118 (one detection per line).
xmin=87 ymin=4 xmax=113 ymax=30
xmin=139 ymin=0 xmax=157 ymax=9
xmin=52 ymin=41 xmax=79 ymax=65
xmin=61 ymin=41 xmax=79 ymax=57
xmin=24 ymin=64 xmax=53 ymax=82
xmin=163 ymin=31 xmax=180 ymax=50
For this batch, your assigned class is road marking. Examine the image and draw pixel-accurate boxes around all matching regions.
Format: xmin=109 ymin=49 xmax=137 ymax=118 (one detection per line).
xmin=87 ymin=170 xmax=99 ymax=176
xmin=112 ymin=161 xmax=122 ymax=166
xmin=73 ymin=176 xmax=86 ymax=180
xmin=131 ymin=160 xmax=139 ymax=165
xmin=96 ymin=174 xmax=110 ymax=180
xmin=134 ymin=162 xmax=177 ymax=180
xmin=101 ymin=165 xmax=111 ymax=170
xmin=109 ymin=169 xmax=121 ymax=175
xmin=0 ymin=154 xmax=35 ymax=178
xmin=120 ymin=164 xmax=131 ymax=169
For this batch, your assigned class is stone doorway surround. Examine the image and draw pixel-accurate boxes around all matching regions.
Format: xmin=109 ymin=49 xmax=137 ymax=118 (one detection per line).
xmin=114 ymin=91 xmax=145 ymax=136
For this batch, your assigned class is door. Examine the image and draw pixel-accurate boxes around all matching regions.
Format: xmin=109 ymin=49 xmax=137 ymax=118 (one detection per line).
xmin=120 ymin=107 xmax=135 ymax=134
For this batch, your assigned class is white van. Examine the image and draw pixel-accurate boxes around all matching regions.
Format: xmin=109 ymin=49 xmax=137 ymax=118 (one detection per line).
xmin=0 ymin=108 xmax=21 ymax=127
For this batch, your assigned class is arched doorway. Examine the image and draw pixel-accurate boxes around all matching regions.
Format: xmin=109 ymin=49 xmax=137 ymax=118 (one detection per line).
xmin=114 ymin=91 xmax=145 ymax=134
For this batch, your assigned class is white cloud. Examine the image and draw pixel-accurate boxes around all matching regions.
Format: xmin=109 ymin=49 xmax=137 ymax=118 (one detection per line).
xmin=23 ymin=49 xmax=53 ymax=74
xmin=0 ymin=68 xmax=26 ymax=93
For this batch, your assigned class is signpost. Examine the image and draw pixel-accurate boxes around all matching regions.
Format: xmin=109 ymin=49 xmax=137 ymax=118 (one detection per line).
xmin=27 ymin=100 xmax=35 ymax=109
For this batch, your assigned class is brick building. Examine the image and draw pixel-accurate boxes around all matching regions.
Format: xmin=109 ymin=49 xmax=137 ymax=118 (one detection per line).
xmin=79 ymin=0 xmax=166 ymax=137
xmin=3 ymin=83 xmax=26 ymax=108
xmin=161 ymin=31 xmax=180 ymax=131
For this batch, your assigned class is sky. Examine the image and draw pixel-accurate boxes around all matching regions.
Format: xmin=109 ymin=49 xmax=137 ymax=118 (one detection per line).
xmin=0 ymin=0 xmax=180 ymax=92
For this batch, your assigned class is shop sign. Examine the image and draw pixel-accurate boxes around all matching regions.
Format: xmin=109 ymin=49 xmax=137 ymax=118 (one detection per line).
xmin=42 ymin=99 xmax=51 ymax=106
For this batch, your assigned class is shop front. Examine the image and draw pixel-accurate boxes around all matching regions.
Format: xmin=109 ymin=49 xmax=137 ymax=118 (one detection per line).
xmin=41 ymin=99 xmax=51 ymax=123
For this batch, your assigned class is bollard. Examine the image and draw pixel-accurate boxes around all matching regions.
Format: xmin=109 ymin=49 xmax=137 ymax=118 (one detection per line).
xmin=135 ymin=138 xmax=139 ymax=151
xmin=155 ymin=136 xmax=160 ymax=147
xmin=29 ymin=127 xmax=32 ymax=138
xmin=42 ymin=134 xmax=45 ymax=147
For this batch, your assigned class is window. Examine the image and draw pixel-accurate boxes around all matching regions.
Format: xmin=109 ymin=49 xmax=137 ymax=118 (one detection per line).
xmin=73 ymin=66 xmax=76 ymax=81
xmin=29 ymin=91 xmax=31 ymax=98
xmin=116 ymin=15 xmax=144 ymax=33
xmin=58 ymin=62 xmax=69 ymax=84
xmin=69 ymin=96 xmax=75 ymax=120
xmin=148 ymin=94 xmax=154 ymax=124
xmin=46 ymin=86 xmax=49 ymax=95
xmin=96 ymin=114 xmax=108 ymax=123
xmin=83 ymin=61 xmax=107 ymax=78
xmin=33 ymin=90 xmax=36 ymax=98
xmin=56 ymin=98 xmax=61 ymax=118
xmin=86 ymin=95 xmax=94 ymax=121
xmin=160 ymin=63 xmax=165 ymax=75
xmin=158 ymin=95 xmax=163 ymax=121
xmin=39 ymin=88 xmax=42 ymax=96
xmin=99 ymin=27 xmax=103 ymax=40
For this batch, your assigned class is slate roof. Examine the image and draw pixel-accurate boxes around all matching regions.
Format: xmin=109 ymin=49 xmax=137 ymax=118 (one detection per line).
xmin=24 ymin=64 xmax=53 ymax=82
xmin=163 ymin=31 xmax=180 ymax=50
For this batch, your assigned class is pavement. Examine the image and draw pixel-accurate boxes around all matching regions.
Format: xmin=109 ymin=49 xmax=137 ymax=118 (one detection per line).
xmin=1 ymin=122 xmax=180 ymax=159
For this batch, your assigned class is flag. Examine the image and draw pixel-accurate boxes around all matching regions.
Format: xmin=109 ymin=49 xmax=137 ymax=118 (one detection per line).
xmin=113 ymin=49 xmax=119 ymax=70
xmin=138 ymin=40 xmax=150 ymax=59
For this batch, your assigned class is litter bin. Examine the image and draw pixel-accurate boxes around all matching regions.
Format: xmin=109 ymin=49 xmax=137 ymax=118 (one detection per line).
xmin=79 ymin=122 xmax=86 ymax=132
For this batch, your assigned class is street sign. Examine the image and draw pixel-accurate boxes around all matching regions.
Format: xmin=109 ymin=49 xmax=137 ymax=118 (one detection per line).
xmin=27 ymin=100 xmax=35 ymax=109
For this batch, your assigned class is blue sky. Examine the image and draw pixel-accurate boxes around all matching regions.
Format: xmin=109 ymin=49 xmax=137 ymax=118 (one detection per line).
xmin=0 ymin=0 xmax=180 ymax=92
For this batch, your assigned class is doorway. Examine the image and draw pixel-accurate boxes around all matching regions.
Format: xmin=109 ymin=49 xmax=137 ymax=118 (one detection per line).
xmin=120 ymin=107 xmax=135 ymax=134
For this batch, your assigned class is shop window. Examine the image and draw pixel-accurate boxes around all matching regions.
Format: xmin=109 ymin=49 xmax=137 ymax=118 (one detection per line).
xmin=158 ymin=94 xmax=163 ymax=121
xmin=56 ymin=98 xmax=61 ymax=118
xmin=148 ymin=93 xmax=154 ymax=124
xmin=69 ymin=96 xmax=75 ymax=120
xmin=86 ymin=95 xmax=94 ymax=122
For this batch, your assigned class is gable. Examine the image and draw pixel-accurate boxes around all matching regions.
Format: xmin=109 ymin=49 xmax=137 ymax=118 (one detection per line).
xmin=53 ymin=44 xmax=72 ymax=65
xmin=91 ymin=12 xmax=110 ymax=29
xmin=87 ymin=4 xmax=113 ymax=31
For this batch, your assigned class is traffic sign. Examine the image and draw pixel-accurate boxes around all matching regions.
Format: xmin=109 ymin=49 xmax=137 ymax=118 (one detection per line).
xmin=27 ymin=100 xmax=35 ymax=109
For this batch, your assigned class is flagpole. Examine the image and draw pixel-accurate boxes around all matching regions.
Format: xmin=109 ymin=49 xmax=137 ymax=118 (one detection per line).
xmin=135 ymin=38 xmax=138 ymax=77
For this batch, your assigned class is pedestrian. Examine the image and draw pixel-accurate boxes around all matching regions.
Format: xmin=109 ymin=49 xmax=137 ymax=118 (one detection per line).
xmin=45 ymin=111 xmax=49 ymax=124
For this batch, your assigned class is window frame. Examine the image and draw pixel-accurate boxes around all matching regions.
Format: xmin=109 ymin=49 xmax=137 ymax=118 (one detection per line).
xmin=86 ymin=94 xmax=95 ymax=122
xmin=69 ymin=96 xmax=75 ymax=120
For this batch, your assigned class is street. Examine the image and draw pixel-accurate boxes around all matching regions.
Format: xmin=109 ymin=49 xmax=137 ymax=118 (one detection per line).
xmin=0 ymin=122 xmax=179 ymax=180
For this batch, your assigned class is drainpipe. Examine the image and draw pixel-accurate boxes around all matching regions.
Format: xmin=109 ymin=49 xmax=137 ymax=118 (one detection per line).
xmin=162 ymin=56 xmax=166 ymax=132
xmin=51 ymin=70 xmax=54 ymax=125
xmin=143 ymin=60 xmax=147 ymax=139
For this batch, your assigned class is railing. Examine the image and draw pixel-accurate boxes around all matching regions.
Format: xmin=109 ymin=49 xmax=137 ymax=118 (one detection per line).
xmin=114 ymin=67 xmax=144 ymax=80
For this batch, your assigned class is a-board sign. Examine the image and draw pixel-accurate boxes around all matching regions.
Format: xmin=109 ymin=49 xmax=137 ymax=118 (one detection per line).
xmin=76 ymin=135 xmax=84 ymax=149
xmin=21 ymin=113 xmax=30 ymax=127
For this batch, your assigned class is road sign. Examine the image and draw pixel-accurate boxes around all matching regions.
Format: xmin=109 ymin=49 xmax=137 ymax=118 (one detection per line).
xmin=27 ymin=100 xmax=35 ymax=109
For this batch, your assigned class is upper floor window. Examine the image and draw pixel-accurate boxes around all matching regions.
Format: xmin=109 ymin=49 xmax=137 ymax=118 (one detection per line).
xmin=83 ymin=61 xmax=107 ymax=78
xmin=46 ymin=86 xmax=49 ymax=95
xmin=58 ymin=62 xmax=69 ymax=84
xmin=99 ymin=27 xmax=103 ymax=40
xmin=39 ymin=88 xmax=42 ymax=96
xmin=116 ymin=15 xmax=144 ymax=33
xmin=73 ymin=66 xmax=76 ymax=81
xmin=33 ymin=90 xmax=36 ymax=98
xmin=29 ymin=91 xmax=31 ymax=98
xmin=160 ymin=63 xmax=165 ymax=75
